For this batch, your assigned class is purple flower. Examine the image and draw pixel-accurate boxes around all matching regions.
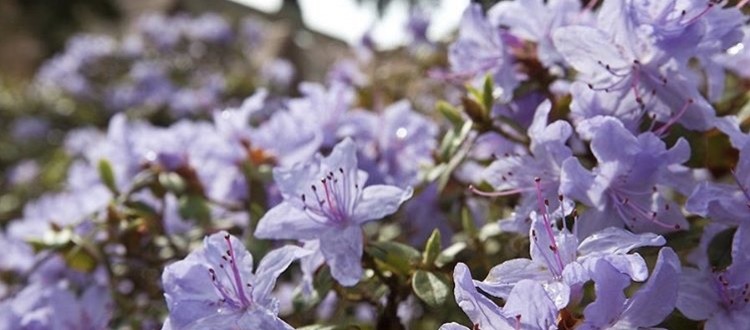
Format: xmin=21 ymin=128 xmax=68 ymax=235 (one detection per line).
xmin=476 ymin=204 xmax=665 ymax=309
xmin=487 ymin=0 xmax=584 ymax=67
xmin=439 ymin=263 xmax=558 ymax=330
xmin=686 ymin=140 xmax=750 ymax=226
xmin=478 ymin=100 xmax=573 ymax=233
xmin=677 ymin=224 xmax=750 ymax=329
xmin=255 ymin=138 xmax=413 ymax=286
xmin=553 ymin=1 xmax=718 ymax=131
xmin=580 ymin=247 xmax=681 ymax=330
xmin=348 ymin=100 xmax=438 ymax=187
xmin=287 ymin=82 xmax=355 ymax=147
xmin=560 ymin=117 xmax=690 ymax=237
xmin=183 ymin=13 xmax=233 ymax=44
xmin=35 ymin=34 xmax=117 ymax=97
xmin=405 ymin=8 xmax=430 ymax=45
xmin=449 ymin=4 xmax=519 ymax=102
xmin=161 ymin=231 xmax=309 ymax=329
xmin=719 ymin=26 xmax=750 ymax=79
xmin=261 ymin=59 xmax=296 ymax=89
xmin=1 ymin=282 xmax=113 ymax=330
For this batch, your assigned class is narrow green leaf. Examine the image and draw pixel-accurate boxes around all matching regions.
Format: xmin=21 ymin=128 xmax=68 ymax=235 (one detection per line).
xmin=461 ymin=207 xmax=478 ymax=237
xmin=482 ymin=74 xmax=494 ymax=112
xmin=98 ymin=159 xmax=118 ymax=194
xmin=437 ymin=100 xmax=464 ymax=128
xmin=422 ymin=229 xmax=442 ymax=267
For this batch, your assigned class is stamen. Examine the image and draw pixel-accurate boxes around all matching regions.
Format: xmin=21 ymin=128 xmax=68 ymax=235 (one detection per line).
xmin=534 ymin=177 xmax=565 ymax=277
xmin=224 ymin=235 xmax=252 ymax=307
xmin=653 ymin=99 xmax=694 ymax=136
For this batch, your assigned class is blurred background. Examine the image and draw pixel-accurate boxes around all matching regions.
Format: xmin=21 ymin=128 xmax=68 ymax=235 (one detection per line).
xmin=0 ymin=0 xmax=479 ymax=224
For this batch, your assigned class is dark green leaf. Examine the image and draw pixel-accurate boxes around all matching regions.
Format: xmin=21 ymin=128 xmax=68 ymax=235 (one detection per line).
xmin=366 ymin=241 xmax=421 ymax=277
xmin=482 ymin=74 xmax=494 ymax=112
xmin=178 ymin=194 xmax=211 ymax=224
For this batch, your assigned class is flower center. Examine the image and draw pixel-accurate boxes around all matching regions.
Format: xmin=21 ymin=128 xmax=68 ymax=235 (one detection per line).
xmin=530 ymin=177 xmax=567 ymax=279
xmin=206 ymin=234 xmax=253 ymax=310
xmin=300 ymin=167 xmax=361 ymax=226
xmin=712 ymin=271 xmax=750 ymax=311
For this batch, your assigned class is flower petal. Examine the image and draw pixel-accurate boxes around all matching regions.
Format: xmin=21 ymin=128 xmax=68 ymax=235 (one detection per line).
xmin=319 ymin=225 xmax=364 ymax=286
xmin=578 ymin=227 xmax=665 ymax=256
xmin=352 ymin=185 xmax=413 ymax=224
xmin=619 ymin=247 xmax=681 ymax=328
xmin=255 ymin=202 xmax=328 ymax=240
xmin=253 ymin=245 xmax=311 ymax=308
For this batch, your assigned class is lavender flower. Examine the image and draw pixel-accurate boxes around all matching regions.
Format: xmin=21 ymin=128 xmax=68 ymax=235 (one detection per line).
xmin=553 ymin=1 xmax=718 ymax=131
xmin=161 ymin=231 xmax=309 ymax=329
xmin=449 ymin=4 xmax=519 ymax=102
xmin=1 ymin=283 xmax=113 ymax=330
xmin=476 ymin=208 xmax=665 ymax=311
xmin=580 ymin=247 xmax=680 ymax=330
xmin=477 ymin=100 xmax=573 ymax=233
xmin=255 ymin=138 xmax=412 ymax=286
xmin=560 ymin=116 xmax=690 ymax=237
xmin=677 ymin=224 xmax=750 ymax=329
xmin=686 ymin=140 xmax=750 ymax=226
xmin=440 ymin=263 xmax=558 ymax=330
xmin=286 ymin=82 xmax=355 ymax=147
xmin=487 ymin=0 xmax=584 ymax=67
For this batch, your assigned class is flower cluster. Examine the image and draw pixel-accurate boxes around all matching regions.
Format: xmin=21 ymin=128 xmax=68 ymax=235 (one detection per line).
xmin=1 ymin=1 xmax=750 ymax=329
xmin=34 ymin=12 xmax=291 ymax=119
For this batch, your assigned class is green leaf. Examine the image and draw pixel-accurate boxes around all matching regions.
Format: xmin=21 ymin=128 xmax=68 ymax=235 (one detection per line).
xmin=422 ymin=229 xmax=442 ymax=267
xmin=178 ymin=194 xmax=211 ymax=224
xmin=435 ymin=242 xmax=467 ymax=268
xmin=98 ymin=159 xmax=118 ymax=194
xmin=437 ymin=101 xmax=464 ymax=129
xmin=461 ymin=207 xmax=478 ymax=238
xmin=412 ymin=270 xmax=450 ymax=307
xmin=158 ymin=172 xmax=186 ymax=194
xmin=64 ymin=246 xmax=97 ymax=272
xmin=366 ymin=241 xmax=421 ymax=277
xmin=482 ymin=74 xmax=494 ymax=112
xmin=461 ymin=96 xmax=487 ymax=125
